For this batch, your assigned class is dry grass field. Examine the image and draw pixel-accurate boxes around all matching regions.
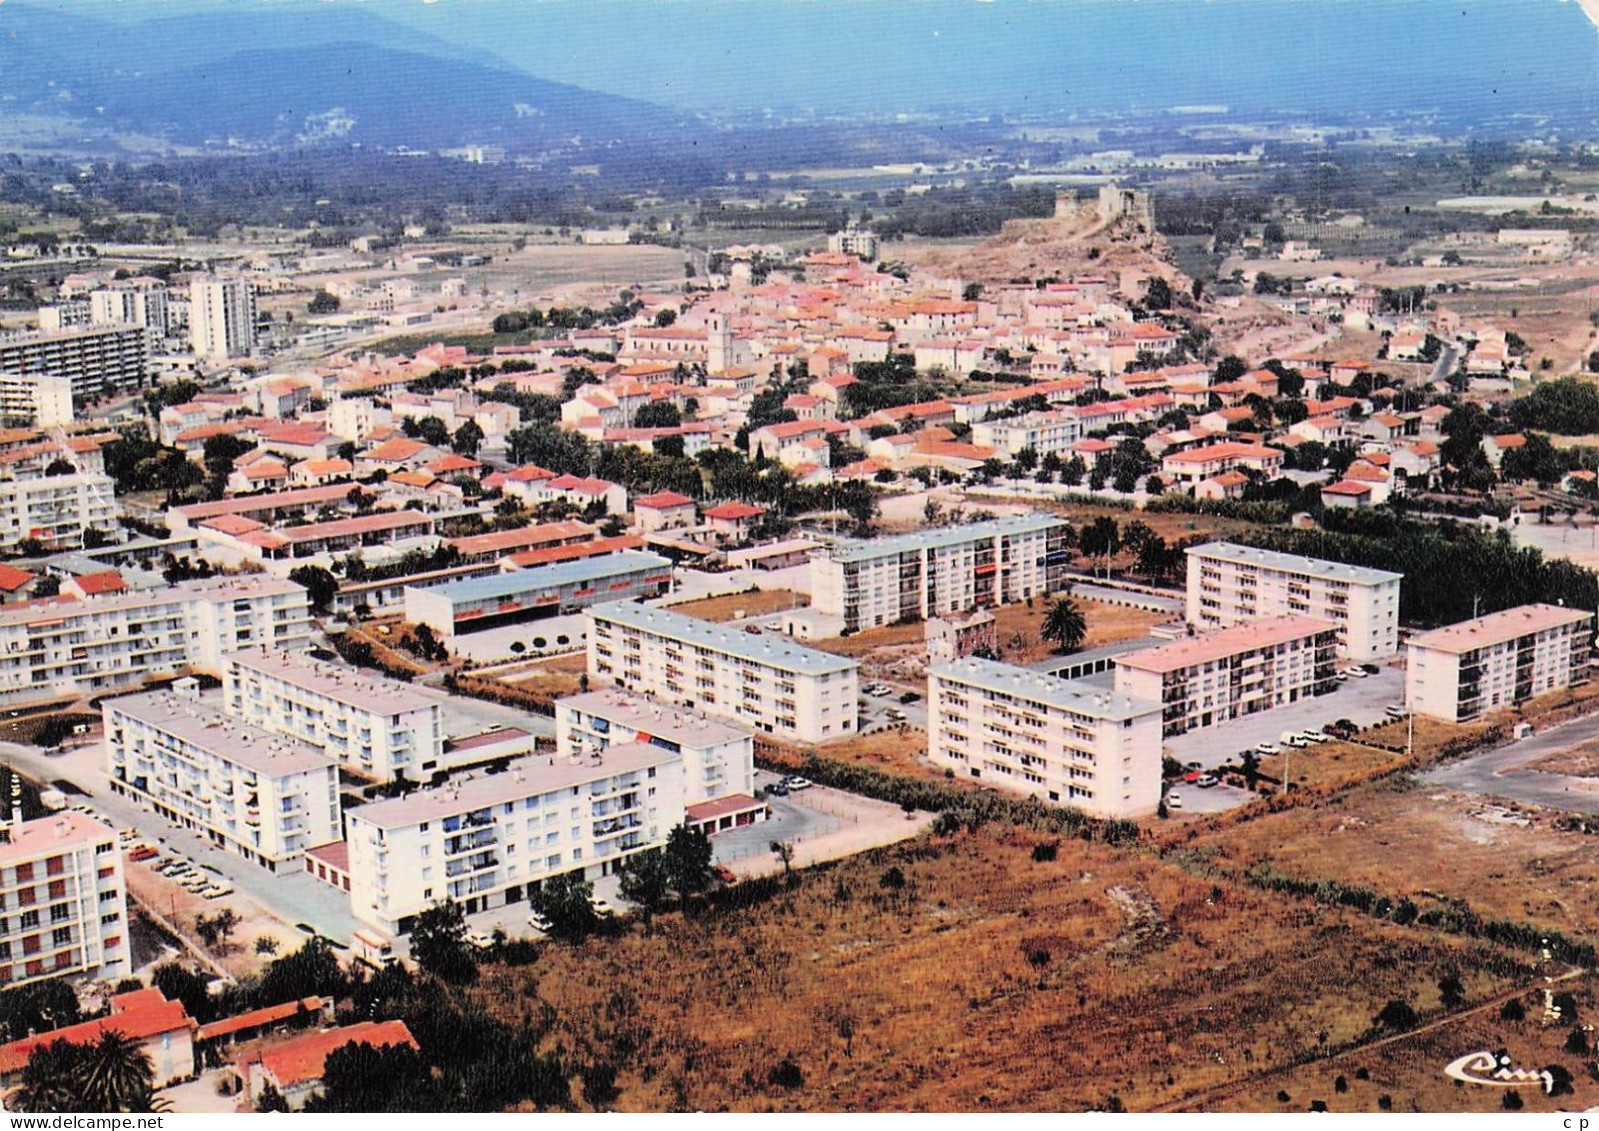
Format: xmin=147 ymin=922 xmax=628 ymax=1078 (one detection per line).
xmin=666 ymin=589 xmax=806 ymax=622
xmin=771 ymin=726 xmax=944 ymax=784
xmin=475 ymin=826 xmax=1544 ymax=1112
xmin=811 ymin=598 xmax=1163 ymax=662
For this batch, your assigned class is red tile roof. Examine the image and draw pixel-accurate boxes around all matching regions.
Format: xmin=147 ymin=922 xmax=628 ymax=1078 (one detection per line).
xmin=196 ymin=998 xmax=323 ymax=1043
xmin=634 ymin=491 xmax=695 ymax=510
xmin=0 ymin=565 xmax=34 ymax=592
xmin=252 ymin=1020 xmax=417 ymax=1089
xmin=0 ymin=991 xmax=194 ymax=1076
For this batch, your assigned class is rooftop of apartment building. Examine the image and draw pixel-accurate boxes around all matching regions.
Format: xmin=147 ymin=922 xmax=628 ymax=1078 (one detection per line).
xmin=1114 ymin=615 xmax=1336 ymax=674
xmin=347 ymin=742 xmax=679 ymax=830
xmin=559 ymin=688 xmax=753 ymax=748
xmin=1185 ymin=540 xmax=1404 ymax=586
xmin=589 ymin=600 xmax=858 ymax=677
xmin=931 ymin=656 xmax=1159 ymax=722
xmin=105 ymin=687 xmax=336 ymax=777
xmin=822 ymin=512 xmax=1067 ymax=564
xmin=1408 ymin=603 xmax=1593 ymax=655
xmin=225 ymin=648 xmax=436 ymax=717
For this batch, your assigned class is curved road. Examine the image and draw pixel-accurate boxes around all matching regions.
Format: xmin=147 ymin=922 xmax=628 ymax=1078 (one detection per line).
xmin=1419 ymin=709 xmax=1599 ymax=812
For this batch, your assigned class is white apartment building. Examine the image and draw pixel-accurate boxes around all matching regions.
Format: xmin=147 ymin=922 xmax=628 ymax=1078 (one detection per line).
xmin=1185 ymin=541 xmax=1403 ymax=662
xmin=811 ymin=514 xmax=1071 ymax=633
xmin=345 ymin=743 xmax=685 ymax=936
xmin=0 ymin=325 xmax=147 ymax=402
xmin=190 ymin=275 xmax=257 ymax=361
xmin=1112 ymin=616 xmax=1338 ymax=736
xmin=971 ymin=409 xmax=1083 ymax=459
xmin=587 ymin=601 xmax=859 ymax=744
xmin=928 ymin=656 xmax=1163 ymax=817
xmin=0 ymin=472 xmax=119 ymax=551
xmin=0 ymin=575 xmax=313 ymax=709
xmin=223 ymin=649 xmax=445 ymax=783
xmin=0 ymin=373 xmax=73 ymax=428
xmin=0 ymin=811 xmax=129 ymax=989
xmin=104 ymin=685 xmax=340 ymax=873
xmin=556 ymin=688 xmax=755 ymax=806
xmin=1405 ymin=603 xmax=1593 ymax=723
xmin=90 ymin=281 xmax=169 ymax=349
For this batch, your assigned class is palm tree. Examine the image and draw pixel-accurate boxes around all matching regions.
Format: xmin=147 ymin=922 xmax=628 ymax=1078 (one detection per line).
xmin=1041 ymin=596 xmax=1088 ymax=654
xmin=14 ymin=1040 xmax=82 ymax=1113
xmin=79 ymin=1030 xmax=158 ymax=1113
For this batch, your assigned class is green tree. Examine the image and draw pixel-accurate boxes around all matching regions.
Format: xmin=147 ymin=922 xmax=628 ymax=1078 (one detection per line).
xmin=408 ymin=900 xmax=477 ymax=984
xmin=256 ymin=1081 xmax=291 ymax=1112
xmin=1041 ymin=596 xmax=1087 ymax=654
xmin=615 ymin=849 xmax=672 ymax=915
xmin=451 ymin=420 xmax=484 ymax=458
xmin=664 ymin=823 xmax=714 ymax=909
xmin=289 ymin=565 xmax=339 ymax=613
xmin=79 ymin=1030 xmax=160 ymax=1113
xmin=308 ymin=289 xmax=341 ymax=315
xmin=531 ymin=872 xmax=597 ymax=942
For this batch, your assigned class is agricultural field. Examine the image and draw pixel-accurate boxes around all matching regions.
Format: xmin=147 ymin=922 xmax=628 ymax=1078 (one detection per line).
xmin=475 ymin=825 xmax=1555 ymax=1112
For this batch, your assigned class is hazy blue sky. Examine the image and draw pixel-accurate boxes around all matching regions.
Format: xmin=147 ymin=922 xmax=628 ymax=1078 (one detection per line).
xmin=44 ymin=0 xmax=1599 ymax=117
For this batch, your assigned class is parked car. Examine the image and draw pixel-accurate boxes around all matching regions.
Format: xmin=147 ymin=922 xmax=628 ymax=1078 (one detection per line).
xmin=1183 ymin=761 xmax=1203 ymax=773
xmin=202 ymin=885 xmax=233 ymax=900
xmin=1385 ymin=704 xmax=1410 ymax=719
xmin=1282 ymin=735 xmax=1309 ymax=748
xmin=1166 ymin=791 xmax=1183 ymax=809
xmin=1361 ymin=663 xmax=1381 ymax=675
xmin=591 ymin=898 xmax=615 ymax=917
xmin=885 ymin=707 xmax=907 ymax=722
xmin=783 ymin=776 xmax=813 ymax=791
xmin=128 ymin=846 xmax=158 ymax=862
xmin=1196 ymin=774 xmax=1218 ymax=788
xmin=1299 ymin=730 xmax=1329 ymax=744
xmin=1255 ymin=742 xmax=1280 ymax=755
xmin=767 ymin=781 xmax=789 ymax=797
xmin=1343 ymin=665 xmax=1369 ymax=678
xmin=866 ymin=685 xmax=893 ymax=697
xmin=898 ymin=691 xmax=921 ymax=704
xmin=1182 ymin=770 xmax=1202 ymax=784
xmin=1325 ymin=718 xmax=1359 ymax=740
xmin=465 ymin=931 xmax=497 ymax=951
xmin=527 ymin=912 xmax=552 ymax=933
xmin=712 ymin=864 xmax=738 ymax=885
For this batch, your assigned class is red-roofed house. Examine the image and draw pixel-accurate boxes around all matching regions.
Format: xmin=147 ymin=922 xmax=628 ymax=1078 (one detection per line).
xmin=633 ymin=491 xmax=697 ymax=533
xmin=63 ymin=570 xmax=127 ymax=599
xmin=1161 ymin=442 xmax=1284 ymax=489
xmin=238 ymin=1020 xmax=417 ymax=1110
xmin=704 ymin=501 xmax=764 ymax=542
xmin=0 ymin=564 xmax=36 ymax=604
xmin=0 ymin=988 xmax=195 ymax=1088
xmin=1481 ymin=432 xmax=1528 ymax=469
xmin=1321 ymin=479 xmax=1375 ymax=509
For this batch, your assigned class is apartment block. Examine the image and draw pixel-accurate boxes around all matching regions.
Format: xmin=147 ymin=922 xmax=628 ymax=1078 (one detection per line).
xmin=587 ymin=601 xmax=859 ymax=744
xmin=0 ymin=373 xmax=73 ymax=428
xmin=105 ymin=684 xmax=341 ymax=872
xmin=0 ymin=576 xmax=313 ymax=709
xmin=811 ymin=514 xmax=1071 ymax=633
xmin=190 ymin=275 xmax=257 ymax=361
xmin=970 ymin=409 xmax=1083 ymax=458
xmin=223 ymin=649 xmax=444 ymax=783
xmin=1184 ymin=541 xmax=1403 ymax=662
xmin=0 ymin=811 xmax=129 ymax=989
xmin=1406 ymin=603 xmax=1593 ymax=722
xmin=345 ymin=744 xmax=685 ymax=936
xmin=0 ymin=472 xmax=119 ymax=551
xmin=89 ymin=280 xmax=169 ymax=350
xmin=404 ymin=550 xmax=673 ymax=638
xmin=556 ymin=688 xmax=755 ymax=805
xmin=929 ymin=656 xmax=1163 ymax=817
xmin=1112 ymin=616 xmax=1338 ymax=736
xmin=0 ymin=325 xmax=147 ymax=402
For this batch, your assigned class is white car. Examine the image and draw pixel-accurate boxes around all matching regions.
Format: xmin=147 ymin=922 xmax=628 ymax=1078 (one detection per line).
xmin=1166 ymin=791 xmax=1184 ymax=809
xmin=202 ymin=885 xmax=233 ymax=900
xmin=527 ymin=912 xmax=552 ymax=933
xmin=1300 ymin=731 xmax=1330 ymax=744
xmin=1385 ymin=704 xmax=1410 ymax=719
xmin=1255 ymin=742 xmax=1280 ymax=755
xmin=464 ymin=931 xmax=496 ymax=951
xmin=1344 ymin=666 xmax=1369 ymax=678
xmin=592 ymin=898 xmax=615 ymax=917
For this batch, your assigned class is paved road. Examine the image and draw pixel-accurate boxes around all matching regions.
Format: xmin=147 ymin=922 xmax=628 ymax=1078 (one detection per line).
xmin=1420 ymin=710 xmax=1599 ymax=812
xmin=0 ymin=739 xmax=362 ymax=945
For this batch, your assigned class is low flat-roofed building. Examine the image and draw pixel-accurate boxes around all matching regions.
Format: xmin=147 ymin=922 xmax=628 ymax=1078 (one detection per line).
xmin=929 ymin=656 xmax=1163 ymax=817
xmin=104 ymin=685 xmax=341 ymax=872
xmin=345 ymin=743 xmax=686 ymax=935
xmin=1112 ymin=616 xmax=1338 ymax=736
xmin=404 ymin=550 xmax=673 ymax=637
xmin=587 ymin=600 xmax=859 ymax=744
xmin=1406 ymin=603 xmax=1593 ymax=722
xmin=556 ymin=688 xmax=754 ymax=805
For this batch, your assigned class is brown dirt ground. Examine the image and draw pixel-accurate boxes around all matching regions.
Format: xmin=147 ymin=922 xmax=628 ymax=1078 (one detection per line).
xmin=475 ymin=826 xmax=1533 ymax=1112
xmin=811 ymin=598 xmax=1164 ymax=662
xmin=666 ymin=589 xmax=806 ymax=622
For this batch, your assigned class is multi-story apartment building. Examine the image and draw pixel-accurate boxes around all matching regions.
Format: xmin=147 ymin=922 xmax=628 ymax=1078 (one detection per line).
xmin=587 ymin=601 xmax=859 ymax=744
xmin=928 ymin=656 xmax=1163 ymax=817
xmin=89 ymin=280 xmax=169 ymax=350
xmin=1184 ymin=541 xmax=1403 ymax=662
xmin=0 ymin=325 xmax=147 ymax=402
xmin=189 ymin=275 xmax=257 ymax=361
xmin=223 ymin=649 xmax=445 ymax=783
xmin=345 ymin=743 xmax=685 ymax=936
xmin=1406 ymin=604 xmax=1593 ymax=723
xmin=0 ymin=472 xmax=119 ymax=551
xmin=0 ymin=576 xmax=313 ymax=709
xmin=404 ymin=550 xmax=673 ymax=638
xmin=0 ymin=374 xmax=73 ymax=428
xmin=0 ymin=811 xmax=129 ymax=989
xmin=1111 ymin=616 xmax=1338 ymax=736
xmin=104 ymin=684 xmax=341 ymax=873
xmin=811 ymin=514 xmax=1071 ymax=633
xmin=970 ymin=409 xmax=1083 ymax=459
xmin=556 ymin=688 xmax=755 ymax=806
